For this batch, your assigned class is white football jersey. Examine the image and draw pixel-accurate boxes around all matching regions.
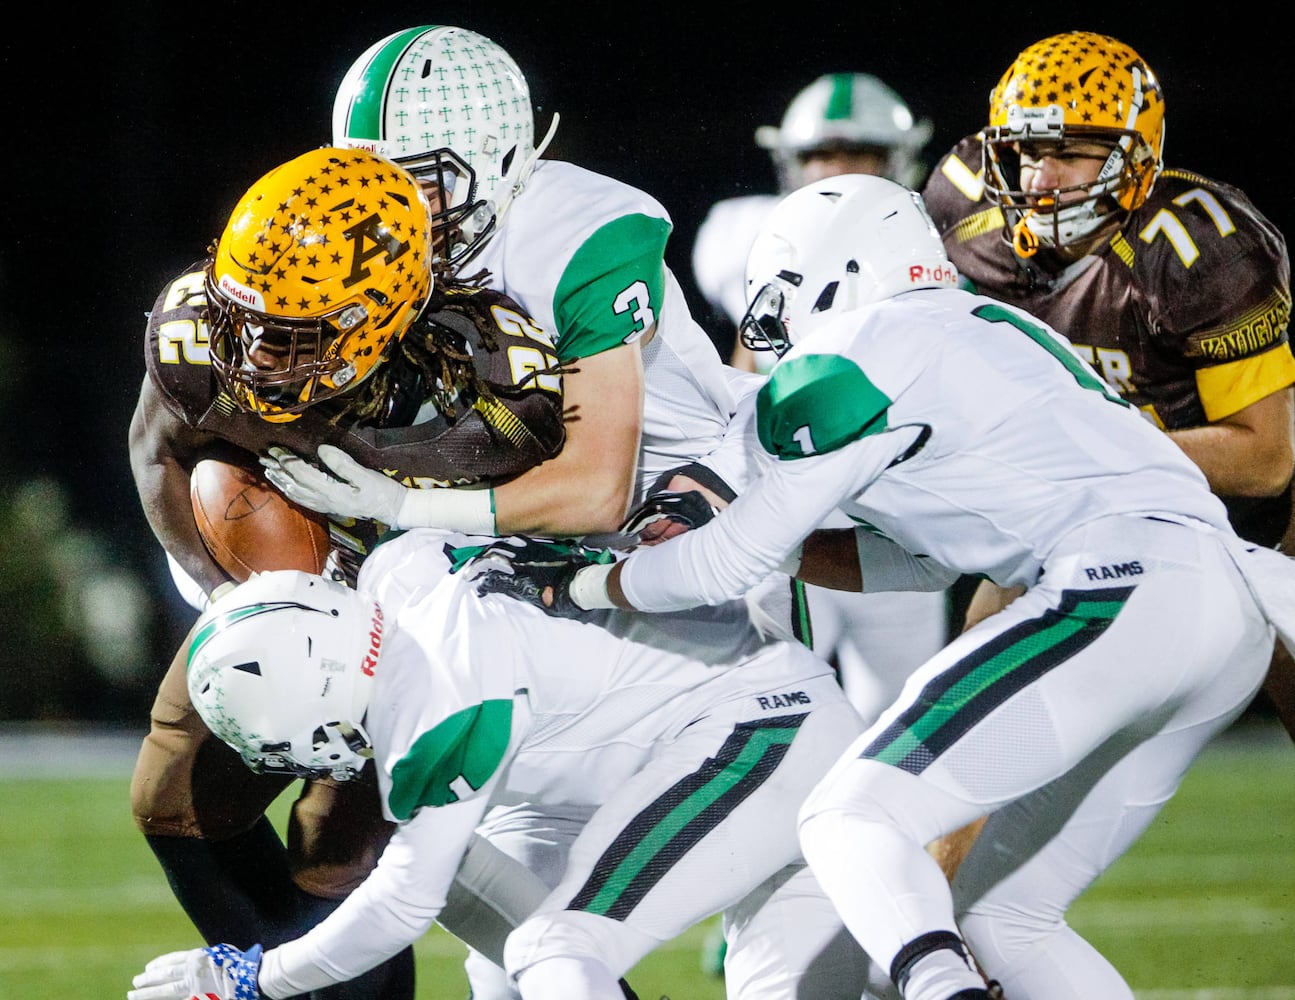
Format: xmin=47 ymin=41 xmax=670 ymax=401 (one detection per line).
xmin=691 ymin=194 xmax=779 ymax=331
xmin=619 ymin=287 xmax=1232 ymax=610
xmin=258 ymin=526 xmax=843 ymax=994
xmin=475 ymin=160 xmax=742 ymax=495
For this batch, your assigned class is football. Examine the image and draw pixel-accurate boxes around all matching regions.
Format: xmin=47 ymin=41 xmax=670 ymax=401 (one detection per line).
xmin=190 ymin=457 xmax=331 ymax=582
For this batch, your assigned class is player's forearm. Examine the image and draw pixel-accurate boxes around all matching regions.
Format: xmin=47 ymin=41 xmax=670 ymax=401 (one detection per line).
xmin=129 ymin=382 xmax=231 ymax=595
xmin=1169 ymin=389 xmax=1295 ymax=496
xmin=258 ymin=830 xmax=454 ymax=997
xmin=491 ymin=445 xmax=637 ymax=535
xmin=487 ymin=340 xmax=644 ymax=535
xmin=796 ymin=529 xmax=863 ymax=590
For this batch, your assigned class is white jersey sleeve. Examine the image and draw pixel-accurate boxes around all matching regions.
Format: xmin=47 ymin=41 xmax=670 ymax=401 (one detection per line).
xmin=619 ymin=423 xmax=912 ymax=611
xmin=477 ymin=159 xmax=740 ymax=500
xmin=259 ymin=796 xmax=488 ymax=996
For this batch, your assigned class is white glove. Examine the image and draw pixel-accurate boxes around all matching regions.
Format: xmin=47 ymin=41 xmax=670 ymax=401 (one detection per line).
xmin=128 ymin=943 xmax=263 ymax=1000
xmin=261 ymin=445 xmax=497 ymax=534
xmin=261 ymin=444 xmax=407 ymax=525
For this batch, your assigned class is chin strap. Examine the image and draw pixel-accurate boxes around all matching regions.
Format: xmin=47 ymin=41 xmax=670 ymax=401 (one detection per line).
xmin=1012 ymin=213 xmax=1040 ymax=258
xmin=1012 ymin=198 xmax=1052 ymax=258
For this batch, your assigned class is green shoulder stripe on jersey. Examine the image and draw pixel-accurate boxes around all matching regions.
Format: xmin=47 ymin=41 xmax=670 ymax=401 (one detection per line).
xmin=388 ymin=698 xmax=513 ymax=820
xmin=569 ymin=715 xmax=807 ymax=919
xmin=552 ymin=214 xmax=671 ymax=363
xmin=756 ymin=354 xmax=891 ymax=459
xmin=338 ymin=26 xmax=431 ymax=140
xmin=973 ymin=303 xmax=1128 ymax=406
xmin=862 ymin=587 xmax=1135 ymax=774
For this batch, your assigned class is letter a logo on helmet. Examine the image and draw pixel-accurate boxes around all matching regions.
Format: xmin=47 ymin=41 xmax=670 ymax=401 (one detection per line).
xmin=205 ymin=147 xmax=434 ymax=418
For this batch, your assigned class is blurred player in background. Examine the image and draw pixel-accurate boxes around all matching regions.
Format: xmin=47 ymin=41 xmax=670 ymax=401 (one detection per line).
xmin=921 ymin=30 xmax=1295 ymax=736
xmin=694 ymin=73 xmax=933 ymax=376
xmin=690 ymin=73 xmax=949 ymax=736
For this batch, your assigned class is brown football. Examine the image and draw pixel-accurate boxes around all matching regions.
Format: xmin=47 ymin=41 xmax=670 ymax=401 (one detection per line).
xmin=190 ymin=458 xmax=330 ymax=582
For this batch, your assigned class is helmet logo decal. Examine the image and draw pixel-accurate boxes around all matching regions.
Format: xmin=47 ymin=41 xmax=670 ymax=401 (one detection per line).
xmin=343 ymin=213 xmax=409 ymax=289
xmin=361 ymin=602 xmax=384 ymax=677
xmin=218 ymin=274 xmax=265 ymax=311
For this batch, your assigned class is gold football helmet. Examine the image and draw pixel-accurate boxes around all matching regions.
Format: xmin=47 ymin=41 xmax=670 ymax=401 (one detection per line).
xmin=206 ymin=147 xmax=434 ymax=418
xmin=982 ymin=32 xmax=1165 ymax=255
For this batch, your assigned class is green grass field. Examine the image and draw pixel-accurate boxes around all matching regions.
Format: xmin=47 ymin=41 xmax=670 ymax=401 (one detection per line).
xmin=1 ymin=721 xmax=1291 ymax=999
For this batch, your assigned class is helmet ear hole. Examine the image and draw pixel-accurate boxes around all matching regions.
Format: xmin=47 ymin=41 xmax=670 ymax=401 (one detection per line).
xmin=811 ymin=282 xmax=839 ymax=314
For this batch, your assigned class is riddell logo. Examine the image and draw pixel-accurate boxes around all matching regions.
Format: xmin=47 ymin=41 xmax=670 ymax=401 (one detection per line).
xmin=219 ymin=274 xmax=266 ymax=310
xmin=344 ymin=140 xmax=379 ymax=152
xmin=908 ymin=263 xmax=958 ymax=286
xmin=361 ymin=604 xmax=384 ymax=677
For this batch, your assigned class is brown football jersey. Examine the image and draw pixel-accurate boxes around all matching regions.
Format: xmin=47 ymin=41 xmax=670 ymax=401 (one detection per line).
xmin=144 ymin=261 xmax=566 ymax=487
xmin=924 ymin=135 xmax=1295 ymax=545
xmin=142 ymin=262 xmax=567 ymax=569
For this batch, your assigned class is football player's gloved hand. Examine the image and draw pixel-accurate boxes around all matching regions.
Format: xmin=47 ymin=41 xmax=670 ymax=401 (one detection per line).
xmin=262 ymin=444 xmax=406 ymax=525
xmin=128 ymin=943 xmax=263 ymax=1000
xmin=619 ymin=489 xmax=717 ymax=538
xmin=465 ymin=537 xmax=611 ymax=619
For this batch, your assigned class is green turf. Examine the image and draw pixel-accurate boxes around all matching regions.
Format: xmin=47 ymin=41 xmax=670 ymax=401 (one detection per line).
xmin=0 ymin=723 xmax=1290 ymax=999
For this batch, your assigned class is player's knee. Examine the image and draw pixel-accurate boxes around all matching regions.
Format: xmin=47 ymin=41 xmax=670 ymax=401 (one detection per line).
xmin=131 ymin=724 xmax=202 ymax=836
xmin=800 ymin=757 xmax=943 ymax=837
xmin=505 ymin=910 xmax=652 ymax=987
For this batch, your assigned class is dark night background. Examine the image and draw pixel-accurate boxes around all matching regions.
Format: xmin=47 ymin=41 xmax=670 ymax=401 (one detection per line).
xmin=2 ymin=5 xmax=1289 ymax=721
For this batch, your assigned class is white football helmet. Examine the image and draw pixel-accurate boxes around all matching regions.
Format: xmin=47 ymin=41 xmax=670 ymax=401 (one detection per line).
xmin=739 ymin=174 xmax=959 ymax=355
xmin=332 ymin=25 xmax=556 ymax=269
xmin=187 ymin=571 xmax=385 ymax=781
xmin=755 ymin=74 xmax=934 ymax=191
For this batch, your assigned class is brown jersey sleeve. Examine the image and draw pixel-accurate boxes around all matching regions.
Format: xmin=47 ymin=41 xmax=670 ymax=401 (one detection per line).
xmin=1132 ymin=170 xmax=1293 ymax=423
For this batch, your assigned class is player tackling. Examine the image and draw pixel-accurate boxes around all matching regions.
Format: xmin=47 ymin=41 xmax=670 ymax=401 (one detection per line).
xmin=128 ymin=529 xmax=876 ymax=1000
xmin=470 ymin=173 xmax=1295 ymax=998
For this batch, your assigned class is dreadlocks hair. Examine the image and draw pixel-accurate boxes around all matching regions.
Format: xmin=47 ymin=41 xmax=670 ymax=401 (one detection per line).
xmin=341 ymin=270 xmax=506 ymax=425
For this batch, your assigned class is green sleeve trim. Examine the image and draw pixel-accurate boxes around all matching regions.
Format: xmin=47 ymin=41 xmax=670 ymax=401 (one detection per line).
xmin=553 ymin=214 xmax=671 ymax=362
xmin=756 ymin=354 xmax=892 ymax=458
xmin=387 ymin=699 xmax=513 ymax=820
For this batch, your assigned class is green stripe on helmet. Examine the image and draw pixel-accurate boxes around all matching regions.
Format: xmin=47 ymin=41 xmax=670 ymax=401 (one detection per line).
xmin=824 ymin=72 xmax=855 ymax=122
xmin=342 ymin=25 xmax=439 ymax=141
